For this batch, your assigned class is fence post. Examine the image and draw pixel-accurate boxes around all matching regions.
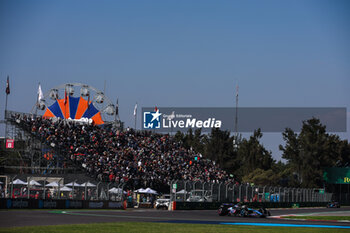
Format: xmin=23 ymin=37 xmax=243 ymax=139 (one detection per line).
xmin=10 ymin=176 xmax=16 ymax=199
xmin=43 ymin=177 xmax=47 ymax=200
xmin=310 ymin=188 xmax=312 ymax=202
xmin=262 ymin=186 xmax=266 ymax=202
xmin=174 ymin=180 xmax=179 ymax=202
xmin=239 ymin=184 xmax=242 ymax=202
xmin=27 ymin=176 xmax=32 ymax=199
xmin=233 ymin=184 xmax=235 ymax=202
xmin=96 ymin=182 xmax=101 ymax=200
xmin=245 ymin=184 xmax=249 ymax=202
xmin=58 ymin=178 xmax=63 ymax=199
xmin=278 ymin=187 xmax=281 ymax=202
xmin=184 ymin=180 xmax=189 ymax=201
xmin=107 ymin=182 xmax=112 ymax=200
xmin=169 ymin=180 xmax=173 ymax=201
xmin=285 ymin=188 xmax=288 ymax=202
xmin=193 ymin=181 xmax=199 ymax=191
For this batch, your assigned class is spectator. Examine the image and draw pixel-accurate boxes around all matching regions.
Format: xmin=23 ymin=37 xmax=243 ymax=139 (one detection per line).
xmin=11 ymin=114 xmax=233 ymax=192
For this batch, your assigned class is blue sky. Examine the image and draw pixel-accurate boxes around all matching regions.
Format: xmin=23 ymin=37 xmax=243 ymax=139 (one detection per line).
xmin=0 ymin=0 xmax=349 ymax=160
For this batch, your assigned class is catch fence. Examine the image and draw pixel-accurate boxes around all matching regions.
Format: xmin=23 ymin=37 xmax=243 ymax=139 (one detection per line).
xmin=169 ymin=180 xmax=332 ymax=203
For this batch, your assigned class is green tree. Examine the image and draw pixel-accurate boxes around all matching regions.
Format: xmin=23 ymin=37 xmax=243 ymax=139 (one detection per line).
xmin=204 ymin=128 xmax=237 ymax=172
xmin=242 ymin=168 xmax=281 ymax=186
xmin=280 ymin=118 xmax=350 ymax=188
xmin=235 ymin=129 xmax=274 ymax=179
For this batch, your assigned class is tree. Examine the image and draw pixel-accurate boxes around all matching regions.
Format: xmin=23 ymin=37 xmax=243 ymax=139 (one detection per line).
xmin=280 ymin=118 xmax=350 ymax=188
xmin=235 ymin=129 xmax=274 ymax=179
xmin=242 ymin=168 xmax=281 ymax=186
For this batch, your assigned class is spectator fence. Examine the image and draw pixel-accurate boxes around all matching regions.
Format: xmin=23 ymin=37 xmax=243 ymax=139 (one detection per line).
xmin=170 ymin=180 xmax=332 ymax=203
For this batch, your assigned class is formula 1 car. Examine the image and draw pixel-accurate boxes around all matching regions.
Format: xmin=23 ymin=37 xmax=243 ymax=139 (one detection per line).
xmin=326 ymin=201 xmax=340 ymax=208
xmin=218 ymin=203 xmax=271 ymax=218
xmin=238 ymin=205 xmax=271 ymax=218
xmin=217 ymin=203 xmax=235 ymax=216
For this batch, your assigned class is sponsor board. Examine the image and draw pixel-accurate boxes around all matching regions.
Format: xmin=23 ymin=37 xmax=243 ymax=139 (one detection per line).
xmin=43 ymin=201 xmax=57 ymax=208
xmin=108 ymin=202 xmax=123 ymax=209
xmin=142 ymin=107 xmax=346 ymax=132
xmin=65 ymin=200 xmax=83 ymax=208
xmin=9 ymin=200 xmax=28 ymax=208
xmin=89 ymin=202 xmax=104 ymax=208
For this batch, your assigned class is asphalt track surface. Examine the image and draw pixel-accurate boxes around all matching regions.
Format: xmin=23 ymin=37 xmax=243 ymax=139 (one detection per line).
xmin=0 ymin=207 xmax=350 ymax=228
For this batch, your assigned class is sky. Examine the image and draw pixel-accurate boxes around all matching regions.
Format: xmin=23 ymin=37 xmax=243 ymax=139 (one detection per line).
xmin=0 ymin=0 xmax=349 ymax=161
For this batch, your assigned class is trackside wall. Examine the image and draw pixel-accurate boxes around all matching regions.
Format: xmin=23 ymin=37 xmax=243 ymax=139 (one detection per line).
xmin=0 ymin=198 xmax=126 ymax=209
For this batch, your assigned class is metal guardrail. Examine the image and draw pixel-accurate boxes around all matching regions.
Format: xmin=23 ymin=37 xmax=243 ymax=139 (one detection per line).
xmin=170 ymin=180 xmax=332 ymax=203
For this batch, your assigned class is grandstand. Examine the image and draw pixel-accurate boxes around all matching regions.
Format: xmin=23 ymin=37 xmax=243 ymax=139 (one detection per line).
xmin=3 ymin=111 xmax=230 ymax=193
xmin=0 ymin=83 xmax=231 ymax=199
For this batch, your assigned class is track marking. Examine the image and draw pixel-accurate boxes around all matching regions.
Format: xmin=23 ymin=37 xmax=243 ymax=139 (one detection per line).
xmin=49 ymin=211 xmax=350 ymax=228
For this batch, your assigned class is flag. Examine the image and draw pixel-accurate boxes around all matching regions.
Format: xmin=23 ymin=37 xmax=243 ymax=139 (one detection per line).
xmin=116 ymin=99 xmax=119 ymax=115
xmin=6 ymin=76 xmax=10 ymax=95
xmin=37 ymin=84 xmax=44 ymax=102
xmin=155 ymin=106 xmax=158 ymax=112
xmin=133 ymin=103 xmax=137 ymax=116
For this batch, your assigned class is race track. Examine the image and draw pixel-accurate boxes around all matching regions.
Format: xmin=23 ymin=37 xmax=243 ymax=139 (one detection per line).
xmin=0 ymin=207 xmax=349 ymax=228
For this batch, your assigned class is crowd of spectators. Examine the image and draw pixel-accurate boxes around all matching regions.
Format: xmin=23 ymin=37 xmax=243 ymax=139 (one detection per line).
xmin=11 ymin=114 xmax=232 ymax=192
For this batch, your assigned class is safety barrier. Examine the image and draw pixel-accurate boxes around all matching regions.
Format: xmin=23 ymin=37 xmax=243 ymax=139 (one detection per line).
xmin=0 ymin=198 xmax=126 ymax=209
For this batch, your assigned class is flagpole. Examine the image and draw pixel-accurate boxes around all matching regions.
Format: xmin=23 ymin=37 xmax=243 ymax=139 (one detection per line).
xmin=4 ymin=76 xmax=9 ymax=118
xmin=134 ymin=102 xmax=137 ymax=131
xmin=4 ymin=76 xmax=10 ymax=140
xmin=5 ymin=92 xmax=8 ymax=140
xmin=5 ymin=91 xmax=8 ymax=119
xmin=134 ymin=114 xmax=136 ymax=130
xmin=35 ymin=82 xmax=39 ymax=117
xmin=114 ymin=98 xmax=117 ymax=122
xmin=235 ymin=84 xmax=238 ymax=139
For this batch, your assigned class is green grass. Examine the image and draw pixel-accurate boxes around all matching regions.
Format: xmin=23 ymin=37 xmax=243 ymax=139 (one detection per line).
xmin=283 ymin=216 xmax=350 ymax=221
xmin=0 ymin=222 xmax=349 ymax=233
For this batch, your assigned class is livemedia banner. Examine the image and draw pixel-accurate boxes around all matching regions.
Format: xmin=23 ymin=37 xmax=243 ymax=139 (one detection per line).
xmin=141 ymin=107 xmax=346 ymax=133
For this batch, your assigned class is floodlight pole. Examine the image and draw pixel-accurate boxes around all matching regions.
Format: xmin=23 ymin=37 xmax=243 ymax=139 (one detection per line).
xmin=235 ymin=84 xmax=238 ymax=139
xmin=4 ymin=85 xmax=9 ymax=141
xmin=233 ymin=84 xmax=239 ymax=150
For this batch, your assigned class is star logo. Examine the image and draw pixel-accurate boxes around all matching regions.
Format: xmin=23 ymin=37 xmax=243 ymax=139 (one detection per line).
xmin=143 ymin=109 xmax=162 ymax=129
xmin=150 ymin=109 xmax=162 ymax=122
